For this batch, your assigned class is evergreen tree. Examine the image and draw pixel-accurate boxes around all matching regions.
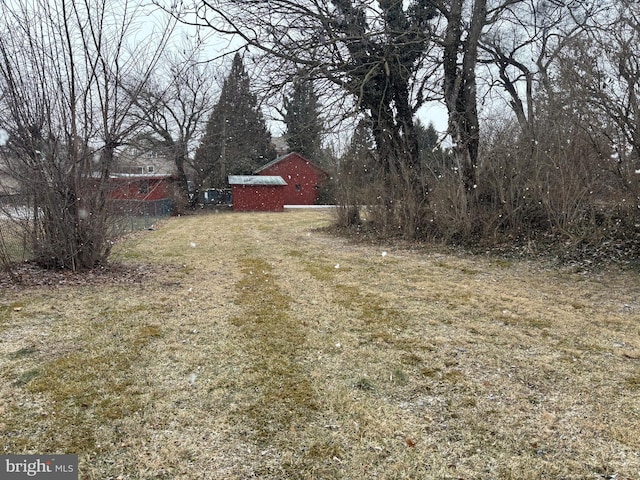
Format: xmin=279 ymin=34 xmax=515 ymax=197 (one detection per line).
xmin=283 ymin=74 xmax=323 ymax=160
xmin=416 ymin=120 xmax=439 ymax=153
xmin=415 ymin=119 xmax=452 ymax=178
xmin=194 ymin=53 xmax=275 ymax=188
xmin=334 ymin=117 xmax=377 ymax=225
xmin=341 ymin=118 xmax=377 ymax=186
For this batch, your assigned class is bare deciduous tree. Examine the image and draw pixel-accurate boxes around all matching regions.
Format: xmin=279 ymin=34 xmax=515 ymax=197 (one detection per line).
xmin=131 ymin=41 xmax=216 ymax=209
xmin=477 ymin=0 xmax=605 ymax=139
xmin=160 ymin=0 xmax=440 ymax=237
xmin=554 ymin=1 xmax=640 ymax=203
xmin=430 ymin=0 xmax=535 ymax=222
xmin=0 ymin=0 xmax=174 ymax=270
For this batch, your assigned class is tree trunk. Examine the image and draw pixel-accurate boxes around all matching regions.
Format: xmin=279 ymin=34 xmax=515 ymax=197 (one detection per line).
xmin=442 ymin=0 xmax=486 ymax=218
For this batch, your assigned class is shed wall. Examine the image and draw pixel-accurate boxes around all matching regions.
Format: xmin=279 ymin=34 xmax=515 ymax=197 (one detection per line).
xmin=231 ymin=185 xmax=285 ymax=211
xmin=257 ymin=153 xmax=326 ymax=205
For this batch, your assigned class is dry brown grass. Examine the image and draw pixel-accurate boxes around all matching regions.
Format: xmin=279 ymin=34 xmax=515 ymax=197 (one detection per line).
xmin=1 ymin=209 xmax=639 ymax=479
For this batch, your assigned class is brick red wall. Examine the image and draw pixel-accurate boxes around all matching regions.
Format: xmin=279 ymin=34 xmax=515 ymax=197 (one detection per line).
xmin=231 ymin=185 xmax=285 ymax=211
xmin=257 ymin=153 xmax=327 ymax=205
xmin=109 ymin=177 xmax=172 ymax=201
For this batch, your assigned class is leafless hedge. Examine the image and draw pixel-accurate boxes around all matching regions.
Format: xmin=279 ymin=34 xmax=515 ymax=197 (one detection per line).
xmin=336 ymin=115 xmax=639 ymax=263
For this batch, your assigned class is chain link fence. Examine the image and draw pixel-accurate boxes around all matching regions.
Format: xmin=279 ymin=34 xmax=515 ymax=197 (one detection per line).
xmin=0 ymin=195 xmax=173 ymax=266
xmin=0 ymin=194 xmax=32 ymax=265
xmin=112 ymin=199 xmax=173 ymax=234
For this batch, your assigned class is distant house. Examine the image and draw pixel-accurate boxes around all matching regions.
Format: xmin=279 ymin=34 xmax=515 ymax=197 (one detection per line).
xmin=228 ymin=175 xmax=287 ymax=212
xmin=113 ymin=147 xmax=175 ymax=176
xmin=254 ymin=152 xmax=328 ymax=205
xmin=270 ymin=136 xmax=289 ymax=156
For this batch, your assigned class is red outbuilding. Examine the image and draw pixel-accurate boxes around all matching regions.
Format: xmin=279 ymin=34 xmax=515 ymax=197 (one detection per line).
xmin=228 ymin=175 xmax=287 ymax=212
xmin=107 ymin=173 xmax=176 ymax=216
xmin=108 ymin=173 xmax=175 ymax=201
xmin=254 ymin=152 xmax=328 ymax=205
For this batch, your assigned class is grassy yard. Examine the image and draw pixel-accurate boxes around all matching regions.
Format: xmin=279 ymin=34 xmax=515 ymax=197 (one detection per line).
xmin=1 ymin=209 xmax=639 ymax=479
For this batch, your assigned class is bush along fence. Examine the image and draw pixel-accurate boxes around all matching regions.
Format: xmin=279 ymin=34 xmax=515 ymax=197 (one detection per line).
xmin=0 ymin=195 xmax=173 ymax=268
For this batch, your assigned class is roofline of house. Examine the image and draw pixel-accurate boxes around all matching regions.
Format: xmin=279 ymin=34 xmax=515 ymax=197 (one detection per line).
xmin=254 ymin=151 xmax=329 ymax=176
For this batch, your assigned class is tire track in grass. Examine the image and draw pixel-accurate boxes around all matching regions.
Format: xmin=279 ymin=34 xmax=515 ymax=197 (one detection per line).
xmin=3 ymin=308 xmax=163 ymax=455
xmin=231 ymin=256 xmax=318 ymax=446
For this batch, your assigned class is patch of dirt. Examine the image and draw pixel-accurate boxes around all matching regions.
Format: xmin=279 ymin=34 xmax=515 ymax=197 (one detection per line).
xmin=0 ymin=262 xmax=158 ymax=290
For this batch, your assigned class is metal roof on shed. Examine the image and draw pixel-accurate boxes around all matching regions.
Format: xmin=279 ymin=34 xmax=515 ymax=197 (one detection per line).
xmin=228 ymin=175 xmax=287 ymax=186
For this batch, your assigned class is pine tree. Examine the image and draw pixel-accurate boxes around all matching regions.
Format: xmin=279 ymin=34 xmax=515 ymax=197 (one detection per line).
xmin=341 ymin=118 xmax=377 ymax=185
xmin=415 ymin=119 xmax=452 ymax=177
xmin=194 ymin=53 xmax=275 ymax=188
xmin=283 ymin=74 xmax=323 ymax=160
xmin=415 ymin=120 xmax=439 ymax=153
